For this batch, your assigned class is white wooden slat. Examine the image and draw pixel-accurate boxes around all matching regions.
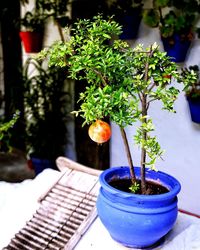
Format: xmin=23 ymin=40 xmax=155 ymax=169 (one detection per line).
xmin=4 ymin=157 xmax=101 ymax=250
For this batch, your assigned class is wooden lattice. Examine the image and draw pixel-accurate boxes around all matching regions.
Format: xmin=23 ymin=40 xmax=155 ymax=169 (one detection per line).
xmin=3 ymin=157 xmax=101 ymax=250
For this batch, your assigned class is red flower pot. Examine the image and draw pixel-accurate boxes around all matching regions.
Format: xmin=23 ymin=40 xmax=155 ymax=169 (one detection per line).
xmin=20 ymin=31 xmax=44 ymax=53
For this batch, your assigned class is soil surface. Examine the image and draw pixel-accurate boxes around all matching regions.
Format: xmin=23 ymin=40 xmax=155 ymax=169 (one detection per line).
xmin=109 ymin=179 xmax=169 ymax=195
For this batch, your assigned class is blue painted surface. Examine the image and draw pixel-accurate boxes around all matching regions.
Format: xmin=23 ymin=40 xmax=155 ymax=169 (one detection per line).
xmin=96 ymin=166 xmax=181 ymax=248
xmin=31 ymin=157 xmax=57 ymax=175
xmin=119 ymin=13 xmax=141 ymax=40
xmin=162 ymin=34 xmax=191 ymax=62
xmin=187 ymin=97 xmax=200 ymax=123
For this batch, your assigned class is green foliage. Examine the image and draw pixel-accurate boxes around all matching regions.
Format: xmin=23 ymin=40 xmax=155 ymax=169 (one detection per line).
xmin=129 ymin=181 xmax=140 ymax=193
xmin=20 ymin=0 xmax=71 ymax=31
xmin=172 ymin=0 xmax=200 ymax=12
xmin=180 ymin=65 xmax=200 ymax=99
xmin=134 ymin=119 xmax=163 ymax=169
xmin=0 ymin=111 xmax=20 ymax=151
xmin=20 ymin=10 xmax=46 ymax=31
xmin=23 ymin=58 xmax=70 ymax=159
xmin=108 ymin=0 xmax=143 ymax=16
xmin=154 ymin=0 xmax=170 ymax=8
xmin=143 ymin=0 xmax=199 ymax=38
xmin=160 ymin=11 xmax=196 ymax=38
xmin=41 ymin=15 xmax=195 ymax=192
xmin=143 ymin=9 xmax=160 ymax=28
xmin=36 ymin=0 xmax=71 ymax=27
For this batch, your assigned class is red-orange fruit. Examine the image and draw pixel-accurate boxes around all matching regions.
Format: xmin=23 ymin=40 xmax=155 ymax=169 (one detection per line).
xmin=88 ymin=120 xmax=111 ymax=143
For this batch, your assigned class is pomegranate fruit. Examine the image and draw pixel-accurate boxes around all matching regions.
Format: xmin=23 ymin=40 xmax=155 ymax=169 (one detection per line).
xmin=88 ymin=120 xmax=111 ymax=143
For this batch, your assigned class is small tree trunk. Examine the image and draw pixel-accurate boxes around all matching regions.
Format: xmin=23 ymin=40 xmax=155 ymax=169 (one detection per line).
xmin=140 ymin=93 xmax=148 ymax=194
xmin=140 ymin=100 xmax=147 ymax=194
xmin=120 ymin=127 xmax=136 ymax=184
xmin=141 ymin=114 xmax=147 ymax=194
xmin=140 ymin=46 xmax=153 ymax=194
xmin=140 ymin=147 xmax=146 ymax=193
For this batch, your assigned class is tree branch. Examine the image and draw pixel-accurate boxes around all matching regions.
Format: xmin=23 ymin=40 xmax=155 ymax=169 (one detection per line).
xmin=120 ymin=127 xmax=136 ymax=184
xmin=140 ymin=45 xmax=154 ymax=194
xmin=93 ymin=69 xmax=107 ymax=86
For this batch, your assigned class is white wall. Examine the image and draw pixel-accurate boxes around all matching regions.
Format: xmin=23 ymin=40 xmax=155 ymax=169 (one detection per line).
xmin=111 ymin=21 xmax=200 ymax=215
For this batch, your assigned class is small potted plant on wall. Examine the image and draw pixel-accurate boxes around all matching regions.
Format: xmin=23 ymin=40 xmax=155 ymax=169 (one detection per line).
xmin=19 ymin=8 xmax=47 ymax=53
xmin=23 ymin=58 xmax=70 ymax=175
xmin=180 ymin=65 xmax=200 ymax=123
xmin=20 ymin=0 xmax=72 ymax=51
xmin=36 ymin=0 xmax=72 ymax=42
xmin=108 ymin=0 xmax=143 ymax=40
xmin=40 ymin=15 xmax=196 ymax=248
xmin=143 ymin=0 xmax=199 ymax=62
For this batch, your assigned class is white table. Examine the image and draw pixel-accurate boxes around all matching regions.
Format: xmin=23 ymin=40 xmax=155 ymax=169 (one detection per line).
xmin=76 ymin=213 xmax=200 ymax=250
xmin=0 ymin=169 xmax=200 ymax=250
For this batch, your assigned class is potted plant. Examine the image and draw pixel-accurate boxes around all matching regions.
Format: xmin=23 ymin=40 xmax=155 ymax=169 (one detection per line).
xmin=19 ymin=7 xmax=47 ymax=53
xmin=36 ymin=0 xmax=72 ymax=41
xmin=180 ymin=65 xmax=200 ymax=123
xmin=23 ymin=58 xmax=70 ymax=175
xmin=142 ymin=0 xmax=199 ymax=62
xmin=108 ymin=0 xmax=144 ymax=39
xmin=20 ymin=0 xmax=72 ymax=52
xmin=40 ymin=15 xmax=196 ymax=248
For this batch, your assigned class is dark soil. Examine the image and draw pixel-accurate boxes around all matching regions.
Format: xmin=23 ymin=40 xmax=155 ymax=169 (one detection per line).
xmin=109 ymin=178 xmax=169 ymax=195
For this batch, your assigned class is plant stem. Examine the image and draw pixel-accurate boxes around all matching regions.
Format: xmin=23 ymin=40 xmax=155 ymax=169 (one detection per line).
xmin=140 ymin=94 xmax=147 ymax=194
xmin=56 ymin=21 xmax=65 ymax=42
xmin=120 ymin=127 xmax=136 ymax=184
xmin=140 ymin=46 xmax=153 ymax=194
xmin=93 ymin=69 xmax=107 ymax=86
xmin=158 ymin=7 xmax=164 ymax=26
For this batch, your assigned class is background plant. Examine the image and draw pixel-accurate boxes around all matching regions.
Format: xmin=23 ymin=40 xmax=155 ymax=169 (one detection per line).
xmin=180 ymin=65 xmax=200 ymax=99
xmin=108 ymin=0 xmax=143 ymax=17
xmin=0 ymin=111 xmax=20 ymax=152
xmin=20 ymin=0 xmax=71 ymax=39
xmin=41 ymin=15 xmax=196 ymax=194
xmin=20 ymin=0 xmax=49 ymax=32
xmin=143 ymin=0 xmax=199 ymax=39
xmin=23 ymin=58 xmax=71 ymax=159
xmin=35 ymin=0 xmax=71 ymax=40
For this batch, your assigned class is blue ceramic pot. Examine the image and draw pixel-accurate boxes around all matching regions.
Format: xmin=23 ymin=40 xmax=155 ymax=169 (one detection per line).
xmin=162 ymin=34 xmax=192 ymax=63
xmin=31 ymin=157 xmax=57 ymax=175
xmin=187 ymin=97 xmax=200 ymax=123
xmin=96 ymin=166 xmax=181 ymax=248
xmin=119 ymin=12 xmax=141 ymax=40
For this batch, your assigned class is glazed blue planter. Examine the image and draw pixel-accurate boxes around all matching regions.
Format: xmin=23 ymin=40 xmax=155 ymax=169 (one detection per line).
xmin=162 ymin=34 xmax=192 ymax=63
xmin=31 ymin=157 xmax=57 ymax=175
xmin=96 ymin=166 xmax=181 ymax=248
xmin=187 ymin=97 xmax=200 ymax=123
xmin=119 ymin=12 xmax=141 ymax=40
